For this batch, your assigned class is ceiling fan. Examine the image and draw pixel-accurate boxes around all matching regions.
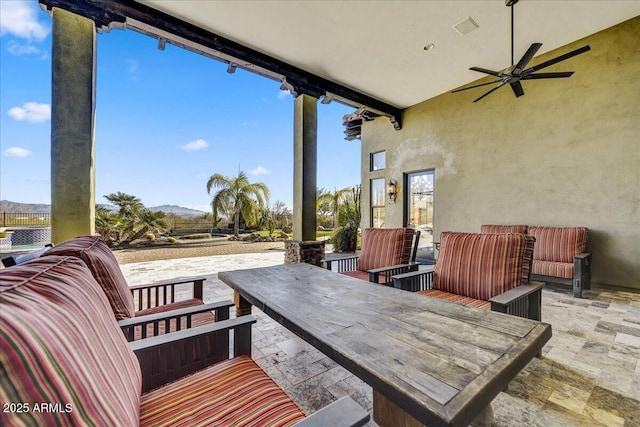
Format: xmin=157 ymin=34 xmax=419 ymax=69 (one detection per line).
xmin=452 ymin=0 xmax=591 ymax=102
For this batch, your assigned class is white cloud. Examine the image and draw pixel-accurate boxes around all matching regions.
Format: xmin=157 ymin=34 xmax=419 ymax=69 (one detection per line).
xmin=127 ymin=59 xmax=139 ymax=73
xmin=3 ymin=147 xmax=33 ymax=158
xmin=277 ymin=90 xmax=291 ymax=100
xmin=8 ymin=102 xmax=51 ymax=122
xmin=179 ymin=139 xmax=209 ymax=152
xmin=0 ymin=0 xmax=50 ymax=41
xmin=7 ymin=40 xmax=41 ymax=56
xmin=250 ymin=166 xmax=270 ymax=175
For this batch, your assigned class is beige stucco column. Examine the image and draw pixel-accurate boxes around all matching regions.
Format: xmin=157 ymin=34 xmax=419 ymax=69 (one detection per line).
xmin=50 ymin=8 xmax=96 ymax=243
xmin=292 ymin=94 xmax=317 ymax=241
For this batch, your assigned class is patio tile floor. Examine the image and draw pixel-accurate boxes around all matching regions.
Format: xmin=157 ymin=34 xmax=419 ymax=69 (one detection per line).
xmin=121 ymin=253 xmax=640 ymax=427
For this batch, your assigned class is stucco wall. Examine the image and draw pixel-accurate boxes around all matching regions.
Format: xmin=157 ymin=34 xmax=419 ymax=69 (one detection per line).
xmin=361 ymin=17 xmax=640 ymax=289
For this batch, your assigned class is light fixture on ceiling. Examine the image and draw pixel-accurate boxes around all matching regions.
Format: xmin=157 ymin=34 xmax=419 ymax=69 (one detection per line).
xmin=423 ymin=43 xmax=435 ymax=51
xmin=387 ymin=180 xmax=398 ymax=203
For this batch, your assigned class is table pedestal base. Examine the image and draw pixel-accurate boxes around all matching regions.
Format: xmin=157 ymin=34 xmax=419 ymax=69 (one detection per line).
xmin=373 ymin=390 xmax=494 ymax=427
xmin=373 ymin=390 xmax=422 ymax=427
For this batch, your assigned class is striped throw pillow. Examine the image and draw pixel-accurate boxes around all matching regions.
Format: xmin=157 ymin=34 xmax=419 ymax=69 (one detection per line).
xmin=358 ymin=228 xmax=414 ymax=271
xmin=528 ymin=226 xmax=588 ymax=263
xmin=46 ymin=235 xmax=136 ymax=319
xmin=434 ymin=232 xmax=528 ymax=300
xmin=0 ymin=256 xmax=141 ymax=426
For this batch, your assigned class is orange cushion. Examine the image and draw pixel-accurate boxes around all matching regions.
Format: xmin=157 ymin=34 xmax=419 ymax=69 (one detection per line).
xmin=418 ymin=289 xmax=491 ymax=310
xmin=358 ymin=228 xmax=414 ymax=271
xmin=435 ymin=232 xmax=528 ymax=300
xmin=140 ymin=355 xmax=305 ymax=427
xmin=528 ymin=226 xmax=587 ymax=263
xmin=46 ymin=235 xmax=136 ymax=319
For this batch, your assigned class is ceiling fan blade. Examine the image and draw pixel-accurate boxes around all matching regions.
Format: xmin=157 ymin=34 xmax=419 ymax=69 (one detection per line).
xmin=513 ymin=43 xmax=542 ymax=74
xmin=510 ymin=81 xmax=524 ymax=97
xmin=525 ymin=45 xmax=591 ymax=73
xmin=451 ymin=79 xmax=503 ymax=93
xmin=523 ymin=71 xmax=575 ymax=79
xmin=473 ymin=82 xmax=507 ymax=103
xmin=470 ymin=67 xmax=501 ymax=77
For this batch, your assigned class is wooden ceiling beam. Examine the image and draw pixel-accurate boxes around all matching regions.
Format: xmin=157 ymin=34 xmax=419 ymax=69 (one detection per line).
xmin=39 ymin=0 xmax=402 ymax=130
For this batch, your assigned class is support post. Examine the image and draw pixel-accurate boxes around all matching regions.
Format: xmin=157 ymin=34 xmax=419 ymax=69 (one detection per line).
xmin=293 ymin=94 xmax=318 ymax=242
xmin=50 ymin=8 xmax=97 ymax=243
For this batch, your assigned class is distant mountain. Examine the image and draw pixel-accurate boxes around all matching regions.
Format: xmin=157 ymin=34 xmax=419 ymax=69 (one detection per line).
xmin=149 ymin=205 xmax=207 ymax=217
xmin=1 ymin=200 xmax=206 ymax=218
xmin=0 ymin=200 xmax=51 ymax=214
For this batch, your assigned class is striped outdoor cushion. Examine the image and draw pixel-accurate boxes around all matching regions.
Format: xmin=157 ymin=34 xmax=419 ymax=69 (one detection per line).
xmin=140 ymin=355 xmax=306 ymax=427
xmin=46 ymin=235 xmax=136 ymax=319
xmin=417 ymin=289 xmax=491 ymax=310
xmin=358 ymin=228 xmax=415 ymax=271
xmin=480 ymin=224 xmax=528 ymax=234
xmin=434 ymin=232 xmax=527 ymax=300
xmin=532 ymin=260 xmax=574 ymax=279
xmin=528 ymin=226 xmax=588 ymax=263
xmin=0 ymin=255 xmax=141 ymax=426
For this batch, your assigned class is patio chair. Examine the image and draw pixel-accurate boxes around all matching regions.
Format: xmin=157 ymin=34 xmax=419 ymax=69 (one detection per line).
xmin=324 ymin=227 xmax=420 ymax=285
xmin=43 ymin=235 xmax=230 ymax=341
xmin=392 ymin=232 xmax=544 ymax=320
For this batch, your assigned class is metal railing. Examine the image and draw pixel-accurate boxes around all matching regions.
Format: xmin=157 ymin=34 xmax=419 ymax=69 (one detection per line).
xmin=1 ymin=212 xmax=51 ymax=227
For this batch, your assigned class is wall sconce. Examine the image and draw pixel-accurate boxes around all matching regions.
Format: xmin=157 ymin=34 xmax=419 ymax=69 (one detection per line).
xmin=387 ymin=180 xmax=397 ymax=203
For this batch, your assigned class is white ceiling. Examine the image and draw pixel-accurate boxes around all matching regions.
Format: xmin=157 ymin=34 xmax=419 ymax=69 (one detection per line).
xmin=138 ymin=0 xmax=640 ymax=109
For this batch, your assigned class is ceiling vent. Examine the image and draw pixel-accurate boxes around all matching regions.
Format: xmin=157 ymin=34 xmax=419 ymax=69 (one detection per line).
xmin=453 ymin=17 xmax=479 ymax=36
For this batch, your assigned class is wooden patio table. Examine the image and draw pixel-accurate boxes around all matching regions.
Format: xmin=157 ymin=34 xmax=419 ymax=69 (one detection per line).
xmin=219 ymin=263 xmax=551 ymax=427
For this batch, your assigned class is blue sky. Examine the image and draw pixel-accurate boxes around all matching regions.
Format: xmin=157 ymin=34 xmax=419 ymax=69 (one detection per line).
xmin=0 ymin=0 xmax=361 ymax=212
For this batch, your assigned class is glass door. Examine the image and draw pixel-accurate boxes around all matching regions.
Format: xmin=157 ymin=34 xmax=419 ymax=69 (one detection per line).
xmin=405 ymin=170 xmax=435 ymax=251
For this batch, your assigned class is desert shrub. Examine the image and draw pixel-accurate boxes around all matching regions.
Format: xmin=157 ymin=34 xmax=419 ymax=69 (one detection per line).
xmin=168 ymin=237 xmax=177 ymax=244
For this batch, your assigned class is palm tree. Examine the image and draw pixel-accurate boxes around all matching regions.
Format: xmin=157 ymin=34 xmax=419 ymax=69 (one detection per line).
xmin=318 ymin=187 xmax=350 ymax=229
xmin=206 ymin=171 xmax=270 ymax=236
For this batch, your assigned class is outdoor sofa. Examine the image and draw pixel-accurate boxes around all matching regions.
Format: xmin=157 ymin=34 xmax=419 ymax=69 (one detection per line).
xmin=481 ymin=225 xmax=591 ymax=298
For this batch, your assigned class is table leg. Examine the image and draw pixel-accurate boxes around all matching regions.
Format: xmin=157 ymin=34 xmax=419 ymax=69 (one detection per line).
xmin=470 ymin=404 xmax=494 ymax=427
xmin=373 ymin=390 xmax=422 ymax=427
xmin=373 ymin=389 xmax=495 ymax=427
xmin=234 ymin=291 xmax=252 ymax=317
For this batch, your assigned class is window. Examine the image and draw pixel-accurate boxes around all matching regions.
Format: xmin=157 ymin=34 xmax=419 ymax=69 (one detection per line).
xmin=371 ymin=178 xmax=386 ymax=228
xmin=405 ymin=170 xmax=435 ymax=247
xmin=370 ymin=151 xmax=386 ymax=171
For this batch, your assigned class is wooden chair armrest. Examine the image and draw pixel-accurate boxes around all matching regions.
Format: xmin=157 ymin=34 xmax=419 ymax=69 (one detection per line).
xmin=323 ymin=255 xmax=360 ymax=272
xmin=367 ymin=262 xmax=420 ymax=284
xmin=574 ymin=252 xmax=591 ymax=261
xmin=118 ymin=300 xmax=234 ymax=341
xmin=130 ymin=316 xmax=256 ymax=393
xmin=391 ymin=269 xmax=435 ymax=292
xmin=489 ymin=281 xmax=545 ymax=321
xmin=294 ymin=396 xmax=370 ymax=427
xmin=129 ymin=275 xmax=206 ymax=311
